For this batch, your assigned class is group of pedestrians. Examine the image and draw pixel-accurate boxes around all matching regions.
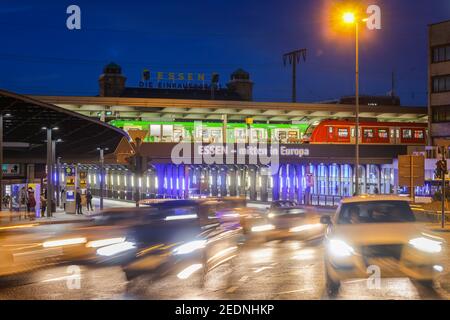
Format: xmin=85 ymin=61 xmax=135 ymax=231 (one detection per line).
xmin=18 ymin=186 xmax=46 ymax=220
xmin=60 ymin=188 xmax=93 ymax=215
xmin=4 ymin=186 xmax=95 ymax=219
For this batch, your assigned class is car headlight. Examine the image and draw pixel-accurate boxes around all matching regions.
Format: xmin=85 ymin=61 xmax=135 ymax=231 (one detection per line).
xmin=289 ymin=223 xmax=322 ymax=233
xmin=409 ymin=237 xmax=442 ymax=253
xmin=251 ymin=224 xmax=275 ymax=233
xmin=86 ymin=237 xmax=126 ymax=248
xmin=96 ymin=241 xmax=136 ymax=257
xmin=173 ymin=240 xmax=207 ymax=255
xmin=327 ymin=239 xmax=355 ymax=257
xmin=43 ymin=237 xmax=87 ymax=248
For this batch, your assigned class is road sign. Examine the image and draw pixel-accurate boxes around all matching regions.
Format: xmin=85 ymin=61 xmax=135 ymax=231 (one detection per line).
xmin=398 ymin=155 xmax=425 ymax=187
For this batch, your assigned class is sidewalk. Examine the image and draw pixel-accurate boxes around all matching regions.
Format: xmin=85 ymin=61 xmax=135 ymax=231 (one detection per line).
xmin=425 ymin=223 xmax=450 ymax=233
xmin=0 ymin=197 xmax=135 ymax=227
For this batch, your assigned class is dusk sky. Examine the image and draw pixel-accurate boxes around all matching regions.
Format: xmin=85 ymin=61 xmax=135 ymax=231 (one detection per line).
xmin=0 ymin=0 xmax=449 ymax=105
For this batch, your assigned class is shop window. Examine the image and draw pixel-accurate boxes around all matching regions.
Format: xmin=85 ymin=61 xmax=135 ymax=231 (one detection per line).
xmin=338 ymin=128 xmax=349 ymax=137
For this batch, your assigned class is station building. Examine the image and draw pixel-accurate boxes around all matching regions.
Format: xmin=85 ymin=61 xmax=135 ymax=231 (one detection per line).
xmin=18 ymin=63 xmax=437 ymax=205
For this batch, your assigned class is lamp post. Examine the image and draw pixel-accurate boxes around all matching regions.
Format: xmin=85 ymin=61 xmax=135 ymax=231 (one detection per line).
xmin=0 ymin=113 xmax=11 ymax=211
xmin=343 ymin=12 xmax=360 ymax=195
xmin=43 ymin=126 xmax=58 ymax=217
xmin=97 ymin=147 xmax=109 ymax=210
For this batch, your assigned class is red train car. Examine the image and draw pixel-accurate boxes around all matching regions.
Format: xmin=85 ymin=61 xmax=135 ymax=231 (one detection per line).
xmin=304 ymin=120 xmax=427 ymax=145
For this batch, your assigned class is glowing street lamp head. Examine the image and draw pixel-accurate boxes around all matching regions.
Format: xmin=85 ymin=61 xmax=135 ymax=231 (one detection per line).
xmin=343 ymin=12 xmax=356 ymax=24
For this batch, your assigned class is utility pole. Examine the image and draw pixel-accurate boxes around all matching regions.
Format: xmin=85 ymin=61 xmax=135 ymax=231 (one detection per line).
xmin=97 ymin=147 xmax=108 ymax=211
xmin=283 ymin=49 xmax=306 ymax=102
xmin=46 ymin=128 xmax=54 ymax=218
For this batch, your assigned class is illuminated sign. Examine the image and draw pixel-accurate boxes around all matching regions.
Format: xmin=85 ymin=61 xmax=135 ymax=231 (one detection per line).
xmin=138 ymin=70 xmax=222 ymax=90
xmin=2 ymin=164 xmax=20 ymax=176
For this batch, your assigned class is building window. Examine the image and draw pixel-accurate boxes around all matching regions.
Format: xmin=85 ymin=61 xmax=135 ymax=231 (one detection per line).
xmin=432 ymin=107 xmax=450 ymax=122
xmin=432 ymin=44 xmax=450 ymax=63
xmin=338 ymin=128 xmax=349 ymax=137
xmin=402 ymin=129 xmax=412 ymax=139
xmin=414 ymin=130 xmax=424 ymax=139
xmin=432 ymin=75 xmax=450 ymax=93
xmin=363 ymin=129 xmax=374 ymax=138
xmin=378 ymin=129 xmax=388 ymax=139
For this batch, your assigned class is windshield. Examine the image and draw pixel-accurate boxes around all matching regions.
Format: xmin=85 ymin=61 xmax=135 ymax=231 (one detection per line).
xmin=337 ymin=201 xmax=416 ymax=224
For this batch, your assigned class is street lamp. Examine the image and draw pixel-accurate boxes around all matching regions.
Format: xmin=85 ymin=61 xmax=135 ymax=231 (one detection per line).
xmin=97 ymin=147 xmax=109 ymax=210
xmin=0 ymin=112 xmax=12 ymax=211
xmin=42 ymin=126 xmax=59 ymax=217
xmin=342 ymin=11 xmax=361 ymax=195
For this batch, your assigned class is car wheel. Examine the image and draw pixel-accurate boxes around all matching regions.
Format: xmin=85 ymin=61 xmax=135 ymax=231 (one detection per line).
xmin=325 ymin=267 xmax=340 ymax=296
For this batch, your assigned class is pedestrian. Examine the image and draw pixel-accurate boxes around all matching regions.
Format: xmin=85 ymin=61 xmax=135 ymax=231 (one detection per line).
xmin=61 ymin=189 xmax=66 ymax=211
xmin=40 ymin=192 xmax=47 ymax=218
xmin=27 ymin=187 xmax=36 ymax=220
xmin=19 ymin=186 xmax=28 ymax=219
xmin=75 ymin=188 xmax=83 ymax=215
xmin=86 ymin=190 xmax=93 ymax=211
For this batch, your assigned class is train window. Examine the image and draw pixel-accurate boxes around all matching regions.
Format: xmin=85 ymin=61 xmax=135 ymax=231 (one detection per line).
xmin=338 ymin=128 xmax=349 ymax=137
xmin=363 ymin=129 xmax=374 ymax=138
xmin=328 ymin=127 xmax=333 ymax=134
xmin=414 ymin=130 xmax=424 ymax=139
xmin=351 ymin=128 xmax=355 ymax=137
xmin=402 ymin=129 xmax=412 ymax=139
xmin=162 ymin=125 xmax=173 ymax=136
xmin=378 ymin=129 xmax=388 ymax=138
xmin=278 ymin=131 xmax=287 ymax=141
xmin=174 ymin=128 xmax=183 ymax=142
xmin=150 ymin=124 xmax=161 ymax=136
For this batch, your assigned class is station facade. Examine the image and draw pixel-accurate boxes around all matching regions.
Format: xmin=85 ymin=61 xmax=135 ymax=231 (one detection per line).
xmin=24 ymin=63 xmax=439 ymax=205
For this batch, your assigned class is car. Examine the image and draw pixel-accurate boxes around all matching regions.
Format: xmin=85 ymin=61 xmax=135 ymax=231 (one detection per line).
xmin=215 ymin=207 xmax=267 ymax=234
xmin=249 ymin=204 xmax=324 ymax=242
xmin=120 ymin=198 xmax=243 ymax=281
xmin=269 ymin=200 xmax=298 ymax=212
xmin=321 ymin=195 xmax=446 ymax=295
xmin=0 ymin=198 xmax=244 ymax=281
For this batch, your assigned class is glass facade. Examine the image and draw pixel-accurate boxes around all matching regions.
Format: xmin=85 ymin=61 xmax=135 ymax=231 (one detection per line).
xmin=80 ymin=162 xmax=395 ymax=205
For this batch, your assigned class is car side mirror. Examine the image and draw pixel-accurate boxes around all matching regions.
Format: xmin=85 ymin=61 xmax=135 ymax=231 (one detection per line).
xmin=320 ymin=215 xmax=332 ymax=225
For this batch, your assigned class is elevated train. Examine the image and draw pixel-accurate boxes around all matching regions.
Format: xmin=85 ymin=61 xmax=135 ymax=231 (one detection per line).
xmin=109 ymin=119 xmax=427 ymax=146
xmin=304 ymin=120 xmax=427 ymax=145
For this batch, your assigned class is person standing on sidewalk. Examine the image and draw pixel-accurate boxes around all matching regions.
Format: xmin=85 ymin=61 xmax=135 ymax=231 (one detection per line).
xmin=61 ymin=189 xmax=66 ymax=211
xmin=40 ymin=192 xmax=47 ymax=218
xmin=19 ymin=186 xmax=28 ymax=219
xmin=86 ymin=190 xmax=93 ymax=212
xmin=75 ymin=188 xmax=83 ymax=215
xmin=27 ymin=187 xmax=36 ymax=220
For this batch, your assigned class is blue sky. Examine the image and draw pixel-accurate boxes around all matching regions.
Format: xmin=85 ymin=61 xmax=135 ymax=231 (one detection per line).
xmin=0 ymin=0 xmax=449 ymax=105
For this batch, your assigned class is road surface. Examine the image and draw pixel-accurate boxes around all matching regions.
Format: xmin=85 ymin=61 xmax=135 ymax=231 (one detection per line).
xmin=1 ymin=234 xmax=449 ymax=300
